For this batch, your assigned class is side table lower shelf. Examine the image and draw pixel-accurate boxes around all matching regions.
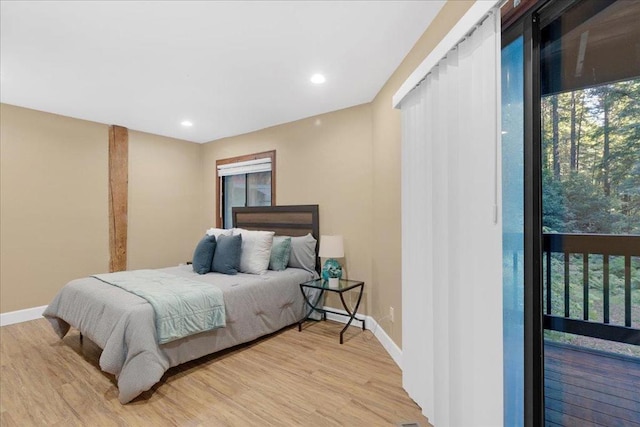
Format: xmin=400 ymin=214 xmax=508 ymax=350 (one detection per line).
xmin=297 ymin=278 xmax=365 ymax=344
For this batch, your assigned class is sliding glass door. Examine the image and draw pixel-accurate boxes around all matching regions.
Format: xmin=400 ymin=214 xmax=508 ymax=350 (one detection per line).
xmin=502 ymin=34 xmax=525 ymax=427
xmin=502 ymin=0 xmax=640 ymax=425
xmin=539 ymin=1 xmax=640 ymax=424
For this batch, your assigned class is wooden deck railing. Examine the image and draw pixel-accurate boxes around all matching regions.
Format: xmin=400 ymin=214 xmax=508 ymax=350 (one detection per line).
xmin=543 ymin=233 xmax=640 ymax=345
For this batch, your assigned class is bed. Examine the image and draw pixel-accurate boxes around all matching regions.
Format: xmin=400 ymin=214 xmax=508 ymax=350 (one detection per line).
xmin=43 ymin=205 xmax=320 ymax=403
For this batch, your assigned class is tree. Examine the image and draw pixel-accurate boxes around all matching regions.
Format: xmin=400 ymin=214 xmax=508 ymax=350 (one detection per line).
xmin=542 ymin=169 xmax=572 ymax=232
xmin=570 ymin=91 xmax=577 ymax=171
xmin=563 ymin=173 xmax=612 ymax=233
xmin=551 ymin=94 xmax=561 ymax=179
xmin=602 ymin=86 xmax=611 ymax=197
xmin=541 ymin=77 xmax=640 ymax=235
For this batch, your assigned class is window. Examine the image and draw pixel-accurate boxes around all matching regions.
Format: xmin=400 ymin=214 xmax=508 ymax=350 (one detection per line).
xmin=216 ymin=150 xmax=276 ymax=228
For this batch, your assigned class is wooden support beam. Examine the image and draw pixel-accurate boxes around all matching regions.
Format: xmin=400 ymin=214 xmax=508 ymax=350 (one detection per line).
xmin=108 ymin=125 xmax=128 ymax=272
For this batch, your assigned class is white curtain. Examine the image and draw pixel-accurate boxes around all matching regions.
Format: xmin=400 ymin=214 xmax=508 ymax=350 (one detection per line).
xmin=400 ymin=10 xmax=503 ymax=427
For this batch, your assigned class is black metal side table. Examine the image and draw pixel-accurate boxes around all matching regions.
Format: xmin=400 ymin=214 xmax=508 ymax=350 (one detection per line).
xmin=297 ymin=278 xmax=365 ymax=344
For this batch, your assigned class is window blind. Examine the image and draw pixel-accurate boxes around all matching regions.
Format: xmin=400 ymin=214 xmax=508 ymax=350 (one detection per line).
xmin=399 ymin=6 xmax=503 ymax=426
xmin=217 ymin=158 xmax=271 ymax=177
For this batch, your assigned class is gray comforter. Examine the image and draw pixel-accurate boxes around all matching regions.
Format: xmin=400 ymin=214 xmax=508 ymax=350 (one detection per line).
xmin=43 ymin=265 xmax=316 ymax=403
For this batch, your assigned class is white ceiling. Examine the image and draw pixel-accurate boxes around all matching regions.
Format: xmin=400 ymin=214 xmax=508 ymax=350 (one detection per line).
xmin=0 ymin=1 xmax=445 ymax=143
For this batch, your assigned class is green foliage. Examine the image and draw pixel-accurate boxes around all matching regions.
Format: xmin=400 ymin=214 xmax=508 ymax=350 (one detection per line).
xmin=541 ymin=78 xmax=640 ymax=235
xmin=540 ymin=79 xmax=640 ymax=353
xmin=542 ymin=169 xmax=572 ymax=232
xmin=564 ymin=173 xmax=614 ymax=233
xmin=545 ymin=254 xmax=640 ymax=321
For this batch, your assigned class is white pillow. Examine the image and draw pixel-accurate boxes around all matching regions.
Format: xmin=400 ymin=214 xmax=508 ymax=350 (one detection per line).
xmin=206 ymin=228 xmax=232 ymax=238
xmin=233 ymin=228 xmax=275 ymax=274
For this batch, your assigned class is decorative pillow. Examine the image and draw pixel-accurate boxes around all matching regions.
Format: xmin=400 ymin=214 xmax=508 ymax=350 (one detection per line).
xmin=212 ymin=234 xmax=242 ymax=275
xmin=192 ymin=235 xmax=217 ymax=274
xmin=233 ymin=228 xmax=275 ymax=274
xmin=288 ymin=233 xmax=317 ymax=273
xmin=206 ymin=227 xmax=232 ymax=238
xmin=269 ymin=236 xmax=292 ymax=271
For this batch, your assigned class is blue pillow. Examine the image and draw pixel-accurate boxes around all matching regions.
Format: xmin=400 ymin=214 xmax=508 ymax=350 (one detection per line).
xmin=212 ymin=234 xmax=242 ymax=275
xmin=192 ymin=235 xmax=217 ymax=274
xmin=269 ymin=236 xmax=292 ymax=271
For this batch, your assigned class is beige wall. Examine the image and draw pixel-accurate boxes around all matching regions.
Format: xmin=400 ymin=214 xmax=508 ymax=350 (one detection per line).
xmin=202 ymin=105 xmax=374 ymax=313
xmin=0 ymin=104 xmax=109 ymax=312
xmin=128 ymin=131 xmax=204 ymax=270
xmin=0 ymin=104 xmax=204 ymax=313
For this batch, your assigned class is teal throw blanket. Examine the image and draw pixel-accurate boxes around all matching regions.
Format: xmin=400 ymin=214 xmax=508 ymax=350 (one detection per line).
xmin=92 ymin=270 xmax=225 ymax=344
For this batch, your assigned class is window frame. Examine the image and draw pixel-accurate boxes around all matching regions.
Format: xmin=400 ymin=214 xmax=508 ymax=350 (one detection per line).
xmin=215 ymin=150 xmax=276 ymax=228
xmin=502 ymin=3 xmax=547 ymax=425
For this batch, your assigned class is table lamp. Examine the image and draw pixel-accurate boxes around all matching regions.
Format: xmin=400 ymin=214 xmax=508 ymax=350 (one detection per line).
xmin=319 ymin=235 xmax=344 ymax=289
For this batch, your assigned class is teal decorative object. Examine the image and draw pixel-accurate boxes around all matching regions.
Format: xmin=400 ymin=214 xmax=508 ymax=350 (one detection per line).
xmin=322 ymin=258 xmax=342 ymax=280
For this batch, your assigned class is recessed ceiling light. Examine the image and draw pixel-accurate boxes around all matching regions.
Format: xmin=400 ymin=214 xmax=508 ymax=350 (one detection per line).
xmin=181 ymin=120 xmax=193 ymax=127
xmin=310 ymin=73 xmax=326 ymax=84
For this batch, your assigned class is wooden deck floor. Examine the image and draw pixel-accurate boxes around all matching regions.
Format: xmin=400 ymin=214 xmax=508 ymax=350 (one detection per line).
xmin=545 ymin=341 xmax=640 ymax=427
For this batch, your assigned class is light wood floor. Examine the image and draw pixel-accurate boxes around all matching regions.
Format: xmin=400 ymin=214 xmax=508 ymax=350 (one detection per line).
xmin=0 ymin=319 xmax=430 ymax=427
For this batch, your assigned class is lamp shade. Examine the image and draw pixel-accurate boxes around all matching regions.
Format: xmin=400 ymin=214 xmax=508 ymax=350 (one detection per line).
xmin=319 ymin=235 xmax=344 ymax=258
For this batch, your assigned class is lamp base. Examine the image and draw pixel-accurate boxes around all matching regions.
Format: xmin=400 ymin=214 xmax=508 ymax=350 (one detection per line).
xmin=322 ymin=258 xmax=343 ymax=281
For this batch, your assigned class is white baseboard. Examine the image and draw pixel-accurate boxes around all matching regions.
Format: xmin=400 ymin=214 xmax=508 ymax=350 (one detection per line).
xmin=368 ymin=316 xmax=403 ymax=369
xmin=0 ymin=305 xmax=47 ymax=327
xmin=322 ymin=305 xmax=402 ymax=369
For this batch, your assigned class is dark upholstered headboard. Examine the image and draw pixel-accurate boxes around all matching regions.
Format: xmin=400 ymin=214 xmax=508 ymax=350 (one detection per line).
xmin=232 ymin=205 xmax=320 ymax=273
